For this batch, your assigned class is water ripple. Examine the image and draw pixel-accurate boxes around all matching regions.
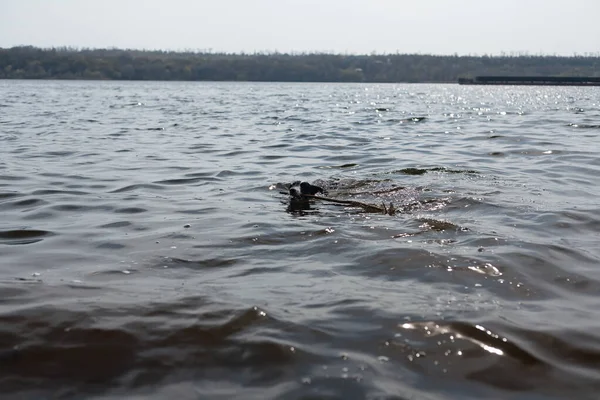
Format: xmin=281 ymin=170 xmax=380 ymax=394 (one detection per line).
xmin=2 ymin=81 xmax=600 ymax=399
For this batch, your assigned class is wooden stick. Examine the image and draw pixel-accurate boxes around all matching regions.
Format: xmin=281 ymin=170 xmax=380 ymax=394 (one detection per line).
xmin=304 ymin=194 xmax=396 ymax=215
xmin=351 ymin=186 xmax=406 ymax=196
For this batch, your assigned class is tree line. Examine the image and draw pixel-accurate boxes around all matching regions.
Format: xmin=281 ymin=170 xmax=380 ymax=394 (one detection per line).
xmin=1 ymin=46 xmax=599 ymax=83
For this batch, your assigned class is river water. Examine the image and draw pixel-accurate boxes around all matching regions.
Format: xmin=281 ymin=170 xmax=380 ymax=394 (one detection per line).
xmin=1 ymin=80 xmax=600 ymax=399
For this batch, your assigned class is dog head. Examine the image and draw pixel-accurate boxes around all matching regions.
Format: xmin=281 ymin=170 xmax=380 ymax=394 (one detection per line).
xmin=289 ymin=181 xmax=325 ymax=199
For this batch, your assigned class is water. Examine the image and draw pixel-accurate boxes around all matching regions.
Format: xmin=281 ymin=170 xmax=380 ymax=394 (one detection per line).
xmin=1 ymin=80 xmax=600 ymax=399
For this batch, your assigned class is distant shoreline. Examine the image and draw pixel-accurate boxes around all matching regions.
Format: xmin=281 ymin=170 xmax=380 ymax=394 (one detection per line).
xmin=2 ymin=46 xmax=599 ymax=83
xmin=459 ymin=76 xmax=600 ymax=87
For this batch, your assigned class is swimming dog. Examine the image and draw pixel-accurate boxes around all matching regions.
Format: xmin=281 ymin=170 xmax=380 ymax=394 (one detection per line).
xmin=285 ymin=180 xmax=396 ymax=215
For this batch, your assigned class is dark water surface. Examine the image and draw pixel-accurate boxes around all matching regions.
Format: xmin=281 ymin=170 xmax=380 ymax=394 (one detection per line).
xmin=1 ymin=80 xmax=600 ymax=399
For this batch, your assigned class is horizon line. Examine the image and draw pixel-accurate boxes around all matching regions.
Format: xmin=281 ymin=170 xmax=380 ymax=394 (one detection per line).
xmin=3 ymin=45 xmax=600 ymax=58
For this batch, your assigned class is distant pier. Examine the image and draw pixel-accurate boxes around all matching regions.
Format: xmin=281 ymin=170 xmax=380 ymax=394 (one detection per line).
xmin=458 ymin=76 xmax=600 ymax=86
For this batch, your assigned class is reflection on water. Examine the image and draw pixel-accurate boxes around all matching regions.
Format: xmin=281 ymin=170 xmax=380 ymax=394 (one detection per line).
xmin=1 ymin=80 xmax=600 ymax=399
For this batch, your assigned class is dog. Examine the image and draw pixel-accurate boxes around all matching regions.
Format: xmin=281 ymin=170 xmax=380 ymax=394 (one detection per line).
xmin=284 ymin=181 xmax=325 ymax=213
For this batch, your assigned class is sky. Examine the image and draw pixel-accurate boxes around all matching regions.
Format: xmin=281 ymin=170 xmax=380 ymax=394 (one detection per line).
xmin=1 ymin=0 xmax=599 ymax=56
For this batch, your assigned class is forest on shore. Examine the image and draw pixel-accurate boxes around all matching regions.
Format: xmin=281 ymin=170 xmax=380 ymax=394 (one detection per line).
xmin=1 ymin=46 xmax=599 ymax=83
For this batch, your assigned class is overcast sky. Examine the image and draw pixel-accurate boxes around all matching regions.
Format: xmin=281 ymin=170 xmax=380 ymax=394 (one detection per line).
xmin=1 ymin=0 xmax=598 ymax=55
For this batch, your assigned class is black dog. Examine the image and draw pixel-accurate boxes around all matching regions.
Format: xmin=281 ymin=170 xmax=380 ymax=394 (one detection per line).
xmin=289 ymin=181 xmax=325 ymax=199
xmin=285 ymin=181 xmax=325 ymax=214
